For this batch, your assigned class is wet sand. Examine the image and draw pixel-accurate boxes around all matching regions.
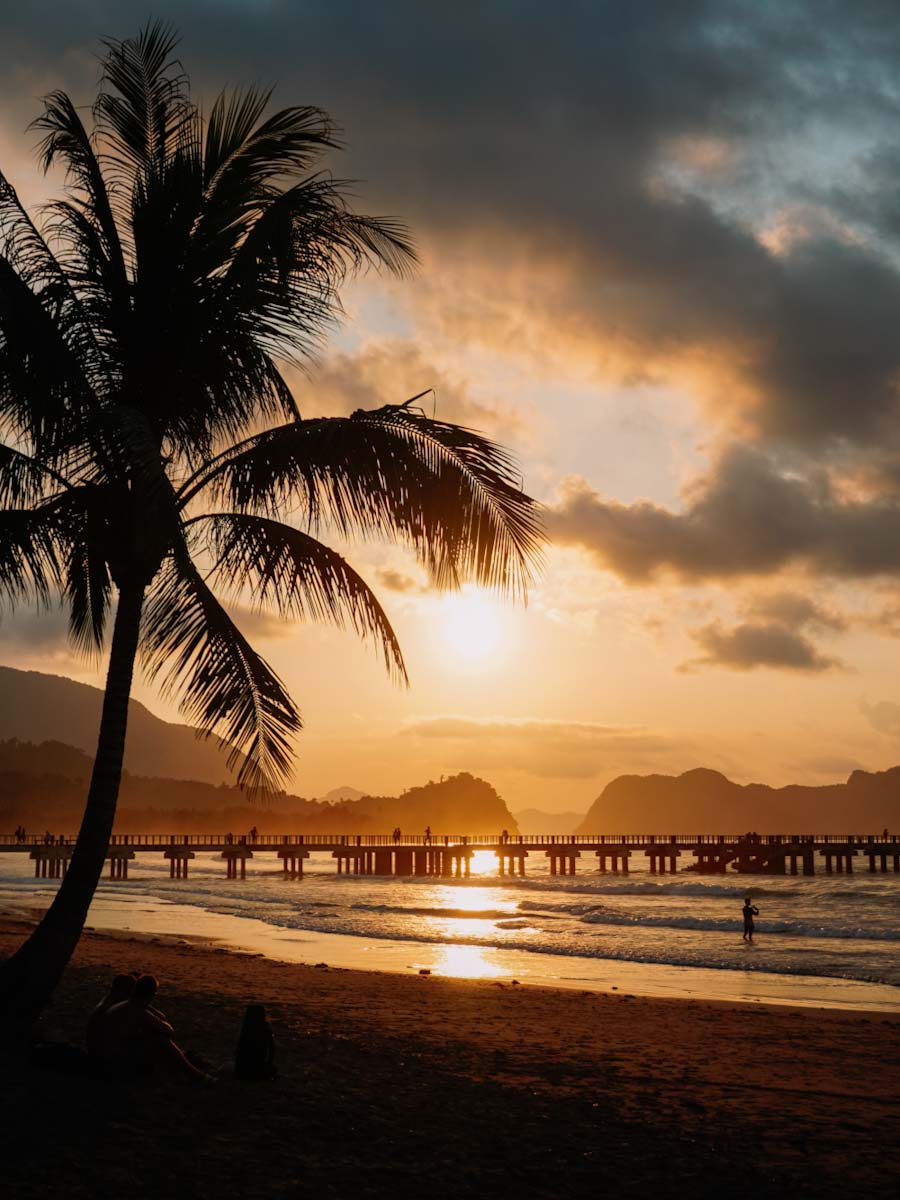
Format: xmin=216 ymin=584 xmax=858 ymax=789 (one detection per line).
xmin=3 ymin=918 xmax=899 ymax=1198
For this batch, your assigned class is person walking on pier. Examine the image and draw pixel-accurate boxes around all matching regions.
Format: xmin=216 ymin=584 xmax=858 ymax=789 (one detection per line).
xmin=742 ymin=897 xmax=760 ymax=942
xmin=424 ymin=825 xmax=432 ymax=844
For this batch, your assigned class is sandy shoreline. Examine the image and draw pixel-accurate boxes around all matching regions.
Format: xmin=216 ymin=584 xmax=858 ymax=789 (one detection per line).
xmin=3 ymin=918 xmax=899 ymax=1198
xmin=6 ymin=882 xmax=898 ymax=1013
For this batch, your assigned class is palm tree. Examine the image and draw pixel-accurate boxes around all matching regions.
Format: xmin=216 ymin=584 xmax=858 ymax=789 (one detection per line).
xmin=0 ymin=24 xmax=543 ymax=1030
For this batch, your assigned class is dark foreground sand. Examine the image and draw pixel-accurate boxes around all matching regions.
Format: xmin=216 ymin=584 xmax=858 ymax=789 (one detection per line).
xmin=2 ymin=919 xmax=899 ymax=1199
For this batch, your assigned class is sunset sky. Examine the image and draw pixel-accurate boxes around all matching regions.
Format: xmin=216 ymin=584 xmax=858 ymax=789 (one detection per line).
xmin=4 ymin=3 xmax=900 ymax=811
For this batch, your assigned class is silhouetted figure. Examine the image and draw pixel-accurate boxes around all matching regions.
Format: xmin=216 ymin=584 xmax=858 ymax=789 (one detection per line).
xmin=234 ymin=1004 xmax=277 ymax=1080
xmin=392 ymin=826 xmax=401 ymax=844
xmin=424 ymin=825 xmax=432 ymax=844
xmin=500 ymin=828 xmax=509 ymax=845
xmin=104 ymin=975 xmax=206 ymax=1081
xmin=742 ymin=898 xmax=759 ymax=942
xmin=884 ymin=827 xmax=890 ymax=840
xmin=43 ymin=830 xmax=52 ymax=846
xmin=249 ymin=825 xmax=258 ymax=843
xmin=86 ymin=973 xmax=136 ymax=1066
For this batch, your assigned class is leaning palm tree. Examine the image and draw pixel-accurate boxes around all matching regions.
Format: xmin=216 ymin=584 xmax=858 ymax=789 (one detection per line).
xmin=0 ymin=25 xmax=542 ymax=1028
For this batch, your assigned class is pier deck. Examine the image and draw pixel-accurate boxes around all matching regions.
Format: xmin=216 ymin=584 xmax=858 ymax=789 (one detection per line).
xmin=3 ymin=831 xmax=898 ymax=878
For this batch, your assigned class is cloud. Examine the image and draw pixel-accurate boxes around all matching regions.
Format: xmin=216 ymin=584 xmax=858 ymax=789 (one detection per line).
xmin=5 ymin=3 xmax=900 ymax=463
xmin=0 ymin=605 xmax=70 ymax=651
xmin=860 ymin=698 xmax=900 ymax=739
xmin=685 ymin=621 xmax=841 ymax=673
xmin=375 ymin=568 xmax=421 ymax=594
xmin=8 ymin=4 xmax=900 ymax=616
xmin=682 ymin=591 xmax=846 ymax=673
xmin=401 ymin=715 xmax=683 ymax=780
xmin=295 ymin=340 xmax=530 ymax=439
xmin=548 ymin=446 xmax=900 ymax=583
xmin=226 ymin=605 xmax=294 ymax=641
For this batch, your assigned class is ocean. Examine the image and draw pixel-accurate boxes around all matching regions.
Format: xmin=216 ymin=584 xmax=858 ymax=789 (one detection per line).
xmin=2 ymin=848 xmax=899 ymax=1012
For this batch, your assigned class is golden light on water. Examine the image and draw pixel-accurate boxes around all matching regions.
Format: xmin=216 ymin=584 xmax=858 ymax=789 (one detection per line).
xmin=467 ymin=850 xmax=498 ymax=877
xmin=432 ymin=884 xmax=516 ymax=911
xmin=421 ymin=943 xmax=506 ymax=979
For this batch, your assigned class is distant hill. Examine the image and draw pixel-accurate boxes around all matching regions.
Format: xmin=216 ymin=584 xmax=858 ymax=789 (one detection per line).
xmin=0 ymin=740 xmax=516 ymax=835
xmin=513 ymin=808 xmax=586 ymax=835
xmin=0 ymin=666 xmax=236 ymax=785
xmin=577 ymin=766 xmax=900 ymax=834
xmin=321 ymin=785 xmax=365 ymax=803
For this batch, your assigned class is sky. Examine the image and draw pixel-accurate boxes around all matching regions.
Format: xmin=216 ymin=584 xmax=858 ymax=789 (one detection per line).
xmin=5 ymin=2 xmax=900 ymax=811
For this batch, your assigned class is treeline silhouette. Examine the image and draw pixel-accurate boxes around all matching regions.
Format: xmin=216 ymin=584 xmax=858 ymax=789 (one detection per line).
xmin=0 ymin=741 xmax=516 ymax=834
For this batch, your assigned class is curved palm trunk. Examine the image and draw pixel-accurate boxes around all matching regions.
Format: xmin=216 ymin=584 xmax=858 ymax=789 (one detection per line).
xmin=0 ymin=580 xmax=145 ymax=1034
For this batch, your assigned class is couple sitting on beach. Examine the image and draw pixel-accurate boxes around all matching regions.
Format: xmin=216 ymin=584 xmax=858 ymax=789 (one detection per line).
xmin=86 ymin=973 xmax=212 ymax=1082
xmin=87 ymin=974 xmax=277 ymax=1083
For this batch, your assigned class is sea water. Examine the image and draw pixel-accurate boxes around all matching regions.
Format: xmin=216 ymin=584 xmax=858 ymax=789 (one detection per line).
xmin=2 ymin=849 xmax=899 ymax=1011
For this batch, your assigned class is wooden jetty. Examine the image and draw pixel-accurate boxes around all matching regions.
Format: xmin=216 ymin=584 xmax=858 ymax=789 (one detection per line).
xmin=3 ymin=832 xmax=899 ymax=880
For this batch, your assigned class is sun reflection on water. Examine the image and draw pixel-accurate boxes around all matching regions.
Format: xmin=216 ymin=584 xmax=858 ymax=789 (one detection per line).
xmin=434 ymin=884 xmax=513 ymax=912
xmin=418 ymin=943 xmax=506 ymax=979
xmin=467 ymin=850 xmax=499 ymax=876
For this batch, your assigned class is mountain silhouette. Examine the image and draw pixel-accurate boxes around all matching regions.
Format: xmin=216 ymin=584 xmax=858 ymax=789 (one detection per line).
xmin=320 ymin=785 xmax=366 ymax=803
xmin=513 ymin=808 xmax=587 ymax=835
xmin=577 ymin=766 xmax=900 ymax=834
xmin=0 ymin=666 xmax=236 ymax=785
xmin=0 ymin=740 xmax=516 ymax=835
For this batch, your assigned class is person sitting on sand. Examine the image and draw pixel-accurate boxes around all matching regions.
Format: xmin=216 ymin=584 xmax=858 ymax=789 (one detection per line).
xmin=742 ymin=897 xmax=760 ymax=942
xmin=234 ymin=1003 xmax=277 ymax=1080
xmin=86 ymin=973 xmax=137 ymax=1066
xmin=103 ymin=974 xmax=208 ymax=1081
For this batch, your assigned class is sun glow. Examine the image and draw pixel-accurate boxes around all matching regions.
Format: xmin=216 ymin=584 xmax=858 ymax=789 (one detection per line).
xmin=436 ymin=588 xmax=509 ymax=667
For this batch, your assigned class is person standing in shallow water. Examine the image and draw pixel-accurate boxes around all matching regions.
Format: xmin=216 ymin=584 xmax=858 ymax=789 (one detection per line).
xmin=742 ymin=897 xmax=760 ymax=942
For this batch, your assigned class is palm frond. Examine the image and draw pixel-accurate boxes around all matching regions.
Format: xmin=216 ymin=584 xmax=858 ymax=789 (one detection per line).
xmin=0 ymin=507 xmax=64 ymax=606
xmin=0 ymin=443 xmax=71 ymax=506
xmin=31 ymin=89 xmax=130 ymax=299
xmin=184 ymin=405 xmax=544 ymax=597
xmin=203 ymin=94 xmax=335 ymax=197
xmin=222 ymin=176 xmax=416 ymax=352
xmin=193 ymin=511 xmax=407 ymax=683
xmin=65 ymin=533 xmax=112 ymax=654
xmin=94 ymin=21 xmax=192 ymax=186
xmin=142 ymin=548 xmax=302 ymax=793
xmin=0 ymin=176 xmax=108 ymax=424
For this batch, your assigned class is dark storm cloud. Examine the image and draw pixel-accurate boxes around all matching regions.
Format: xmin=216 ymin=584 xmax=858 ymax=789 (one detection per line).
xmin=549 ymin=446 xmax=900 ymax=582
xmin=5 ymin=3 xmax=900 ymax=453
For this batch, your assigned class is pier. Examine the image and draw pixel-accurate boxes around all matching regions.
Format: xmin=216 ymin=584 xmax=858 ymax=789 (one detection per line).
xmin=3 ymin=831 xmax=899 ymax=880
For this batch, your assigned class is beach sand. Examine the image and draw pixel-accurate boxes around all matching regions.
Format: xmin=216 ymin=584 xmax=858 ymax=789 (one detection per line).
xmin=2 ymin=918 xmax=898 ymax=1198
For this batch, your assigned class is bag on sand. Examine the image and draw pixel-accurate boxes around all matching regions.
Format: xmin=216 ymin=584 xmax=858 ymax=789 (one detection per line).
xmin=234 ymin=1003 xmax=277 ymax=1080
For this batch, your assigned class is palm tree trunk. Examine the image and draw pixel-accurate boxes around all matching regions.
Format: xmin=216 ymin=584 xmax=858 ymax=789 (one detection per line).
xmin=0 ymin=579 xmax=145 ymax=1035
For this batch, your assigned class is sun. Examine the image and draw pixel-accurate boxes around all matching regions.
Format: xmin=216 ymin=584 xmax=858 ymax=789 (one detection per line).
xmin=438 ymin=588 xmax=508 ymax=666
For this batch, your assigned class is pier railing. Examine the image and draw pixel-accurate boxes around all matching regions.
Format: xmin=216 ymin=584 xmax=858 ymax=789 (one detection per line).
xmin=2 ymin=831 xmax=897 ymax=848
